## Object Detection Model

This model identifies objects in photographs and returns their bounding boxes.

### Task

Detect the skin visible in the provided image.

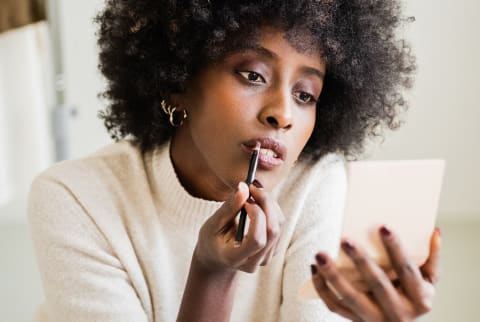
[171,27,325,201]
[311,227,441,322]
[169,27,440,322]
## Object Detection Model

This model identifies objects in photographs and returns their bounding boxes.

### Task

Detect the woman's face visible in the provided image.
[171,28,326,201]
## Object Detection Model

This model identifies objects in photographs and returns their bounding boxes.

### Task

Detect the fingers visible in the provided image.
[373,225,439,318]
[313,252,383,321]
[249,182,285,239]
[212,182,249,235]
[236,200,268,272]
[420,228,441,285]
[237,182,284,272]
[207,179,284,272]
[199,181,283,273]
[311,226,440,322]
[249,183,284,266]
[219,182,249,222]
[341,239,405,320]
[380,226,437,315]
[379,226,426,299]
[310,265,360,321]
[259,238,279,266]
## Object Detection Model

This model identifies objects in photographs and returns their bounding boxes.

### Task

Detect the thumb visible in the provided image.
[214,182,249,224]
[420,227,441,284]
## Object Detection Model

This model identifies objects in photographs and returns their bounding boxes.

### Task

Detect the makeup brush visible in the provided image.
[234,142,261,246]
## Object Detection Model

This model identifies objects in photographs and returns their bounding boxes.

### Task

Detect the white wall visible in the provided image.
[0,22,54,224]
[422,219,480,322]
[57,0,111,159]
[0,224,43,322]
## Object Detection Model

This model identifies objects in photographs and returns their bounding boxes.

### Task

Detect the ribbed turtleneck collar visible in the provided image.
[146,141,223,227]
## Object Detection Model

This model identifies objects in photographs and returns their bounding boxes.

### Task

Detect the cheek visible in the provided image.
[296,110,316,147]
[192,83,250,125]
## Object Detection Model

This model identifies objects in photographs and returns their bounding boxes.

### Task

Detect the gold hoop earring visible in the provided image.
[161,100,188,127]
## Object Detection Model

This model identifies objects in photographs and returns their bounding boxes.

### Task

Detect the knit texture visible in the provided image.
[29,140,349,322]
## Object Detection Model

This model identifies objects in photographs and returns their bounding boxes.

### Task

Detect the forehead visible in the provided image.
[231,26,325,68]
[190,24,326,85]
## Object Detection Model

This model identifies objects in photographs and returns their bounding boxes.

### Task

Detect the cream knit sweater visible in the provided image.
[29,140,349,322]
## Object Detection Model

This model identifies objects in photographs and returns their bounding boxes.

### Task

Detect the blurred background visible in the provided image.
[0,0,479,321]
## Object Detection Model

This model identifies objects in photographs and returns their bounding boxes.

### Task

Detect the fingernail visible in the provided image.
[310,264,317,275]
[435,227,442,237]
[341,240,356,255]
[236,182,247,192]
[247,196,256,204]
[315,253,328,266]
[380,226,392,238]
[392,279,401,288]
[252,179,263,188]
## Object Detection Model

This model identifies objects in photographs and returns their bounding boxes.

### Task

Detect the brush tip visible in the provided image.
[254,141,261,151]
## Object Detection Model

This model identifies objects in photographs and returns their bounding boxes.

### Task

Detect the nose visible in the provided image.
[258,90,293,131]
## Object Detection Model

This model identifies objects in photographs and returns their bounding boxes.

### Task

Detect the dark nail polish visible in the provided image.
[380,226,392,238]
[252,179,263,188]
[341,240,356,255]
[315,253,328,266]
[310,264,317,275]
[392,278,401,288]
[247,197,256,204]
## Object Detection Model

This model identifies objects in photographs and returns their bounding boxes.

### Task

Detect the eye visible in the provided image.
[293,91,317,104]
[237,71,266,84]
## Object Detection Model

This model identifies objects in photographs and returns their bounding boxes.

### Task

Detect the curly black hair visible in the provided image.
[95,0,415,161]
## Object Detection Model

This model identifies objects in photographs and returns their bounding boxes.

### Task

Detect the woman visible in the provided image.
[29,1,440,321]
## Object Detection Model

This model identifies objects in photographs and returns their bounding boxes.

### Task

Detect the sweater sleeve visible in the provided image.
[28,174,148,322]
[278,158,351,322]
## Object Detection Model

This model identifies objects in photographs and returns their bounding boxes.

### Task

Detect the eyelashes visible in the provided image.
[293,91,317,104]
[236,71,266,84]
[236,69,318,104]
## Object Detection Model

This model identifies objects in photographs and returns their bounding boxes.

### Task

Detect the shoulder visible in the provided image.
[32,140,145,190]
[28,140,153,221]
[305,152,346,181]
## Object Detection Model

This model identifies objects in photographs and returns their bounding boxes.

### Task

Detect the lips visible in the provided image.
[242,138,287,169]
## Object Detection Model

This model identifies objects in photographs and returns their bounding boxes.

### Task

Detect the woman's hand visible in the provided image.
[310,227,441,322]
[194,180,285,274]
[178,181,284,322]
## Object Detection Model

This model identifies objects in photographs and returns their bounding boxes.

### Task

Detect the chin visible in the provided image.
[254,172,282,192]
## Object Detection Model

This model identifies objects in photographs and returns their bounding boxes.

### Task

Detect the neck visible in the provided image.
[170,130,232,202]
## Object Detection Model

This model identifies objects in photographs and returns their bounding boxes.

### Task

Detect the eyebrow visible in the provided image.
[237,45,325,80]
[300,66,325,80]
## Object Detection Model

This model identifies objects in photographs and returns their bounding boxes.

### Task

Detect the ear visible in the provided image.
[170,93,189,111]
